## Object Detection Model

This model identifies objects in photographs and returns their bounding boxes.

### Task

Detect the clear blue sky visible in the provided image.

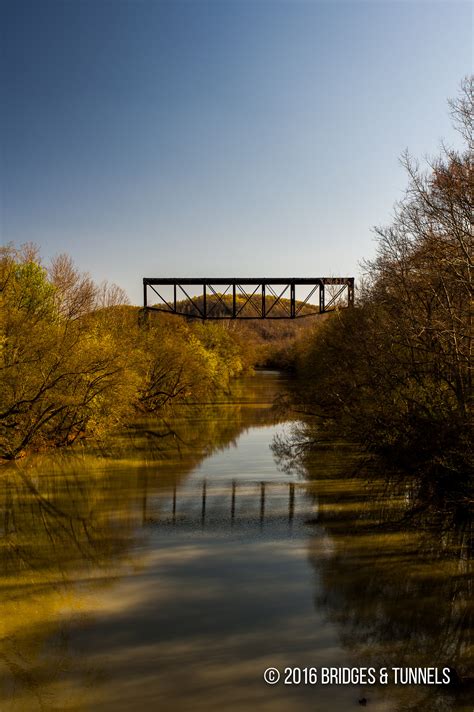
[1,0,471,304]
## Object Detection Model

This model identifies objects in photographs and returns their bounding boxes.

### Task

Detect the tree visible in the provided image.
[292,78,473,491]
[0,245,133,457]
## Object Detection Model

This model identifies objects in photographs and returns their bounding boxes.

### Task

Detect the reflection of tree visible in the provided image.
[0,455,140,711]
[301,449,473,712]
[0,372,287,709]
[114,372,287,485]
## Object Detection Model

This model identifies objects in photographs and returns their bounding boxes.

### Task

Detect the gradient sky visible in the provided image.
[1,0,471,304]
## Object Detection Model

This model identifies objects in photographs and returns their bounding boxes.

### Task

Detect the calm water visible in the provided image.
[0,371,471,711]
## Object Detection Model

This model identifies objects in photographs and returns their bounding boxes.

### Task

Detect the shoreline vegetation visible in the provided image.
[279,79,473,515]
[0,242,312,460]
[1,80,472,516]
[0,247,259,461]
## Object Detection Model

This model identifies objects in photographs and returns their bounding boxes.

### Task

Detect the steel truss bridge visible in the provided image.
[143,277,354,319]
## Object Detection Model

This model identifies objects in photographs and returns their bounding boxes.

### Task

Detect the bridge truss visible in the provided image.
[143,277,354,319]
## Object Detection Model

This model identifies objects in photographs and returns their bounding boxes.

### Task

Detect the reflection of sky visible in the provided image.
[62,529,394,712]
[194,423,298,481]
[150,422,311,526]
[71,419,397,711]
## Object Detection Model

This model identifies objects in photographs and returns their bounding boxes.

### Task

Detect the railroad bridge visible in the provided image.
[142,277,354,319]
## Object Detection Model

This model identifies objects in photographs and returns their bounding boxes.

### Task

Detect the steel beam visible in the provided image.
[319,282,325,313]
[142,277,354,319]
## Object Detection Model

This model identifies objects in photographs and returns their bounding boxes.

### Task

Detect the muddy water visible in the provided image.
[0,371,471,711]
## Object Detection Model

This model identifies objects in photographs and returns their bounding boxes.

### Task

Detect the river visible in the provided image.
[0,371,471,711]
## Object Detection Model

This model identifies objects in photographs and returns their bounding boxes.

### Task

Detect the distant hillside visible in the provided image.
[149,294,328,368]
[151,293,321,319]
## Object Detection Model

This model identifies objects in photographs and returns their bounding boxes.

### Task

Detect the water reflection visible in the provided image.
[141,479,306,529]
[0,371,471,711]
[299,447,473,712]
[1,371,316,711]
[0,454,141,712]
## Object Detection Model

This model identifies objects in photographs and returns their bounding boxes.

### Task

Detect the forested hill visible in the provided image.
[152,293,319,319]
[148,294,327,368]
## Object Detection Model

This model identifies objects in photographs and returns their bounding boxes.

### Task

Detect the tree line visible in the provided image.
[0,248,252,460]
